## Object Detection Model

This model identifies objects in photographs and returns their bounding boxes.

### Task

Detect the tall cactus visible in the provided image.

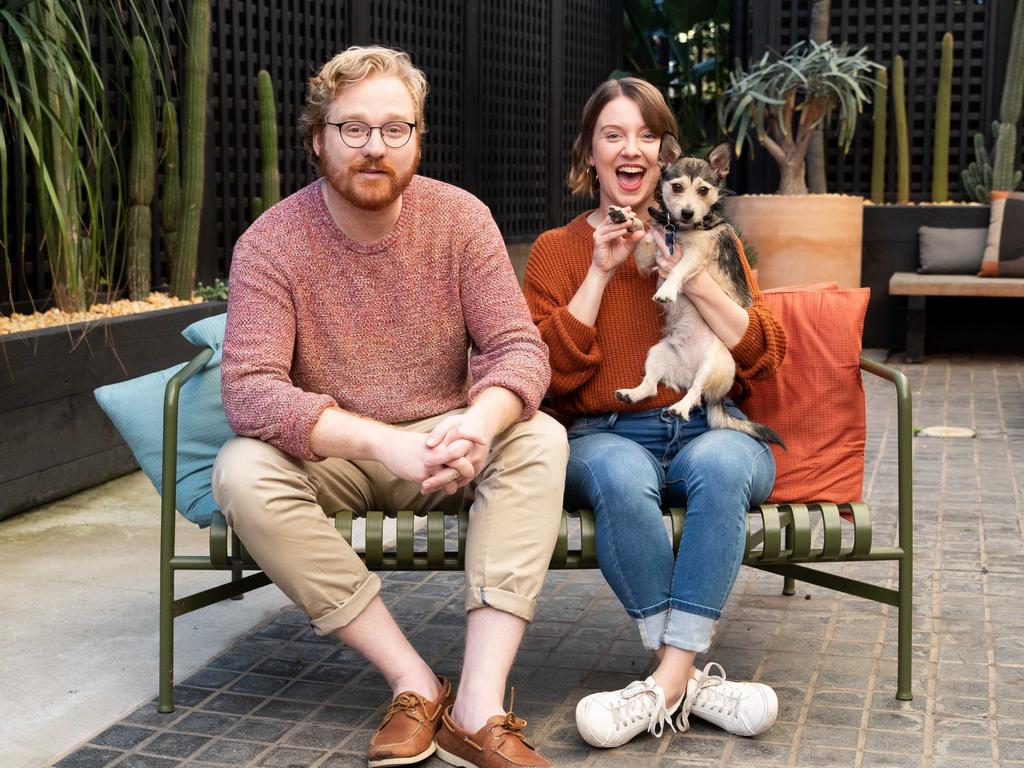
[962,123,997,202]
[892,55,910,204]
[991,0,1024,191]
[161,101,181,277]
[255,69,281,217]
[127,36,155,300]
[870,67,888,204]
[931,33,953,203]
[169,0,210,299]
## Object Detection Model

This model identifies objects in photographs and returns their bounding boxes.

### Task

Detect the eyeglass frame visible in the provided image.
[324,120,419,149]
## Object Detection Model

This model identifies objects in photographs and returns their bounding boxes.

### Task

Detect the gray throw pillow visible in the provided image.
[917,226,988,274]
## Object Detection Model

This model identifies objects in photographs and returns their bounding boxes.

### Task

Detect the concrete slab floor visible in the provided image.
[0,472,292,768]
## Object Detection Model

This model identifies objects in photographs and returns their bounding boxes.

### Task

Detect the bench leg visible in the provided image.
[230,563,244,600]
[896,552,913,700]
[905,296,925,363]
[782,526,796,595]
[158,557,175,713]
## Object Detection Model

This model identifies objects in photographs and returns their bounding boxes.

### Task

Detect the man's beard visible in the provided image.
[322,144,420,212]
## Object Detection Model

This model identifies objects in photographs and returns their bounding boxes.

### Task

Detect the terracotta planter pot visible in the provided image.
[725,195,865,289]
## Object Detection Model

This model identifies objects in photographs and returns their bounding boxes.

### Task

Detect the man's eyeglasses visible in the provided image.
[326,120,418,149]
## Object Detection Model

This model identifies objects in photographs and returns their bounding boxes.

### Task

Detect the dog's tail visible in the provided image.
[707,401,785,448]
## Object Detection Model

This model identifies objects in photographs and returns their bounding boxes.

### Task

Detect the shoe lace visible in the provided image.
[675,662,739,732]
[490,688,536,749]
[611,681,676,738]
[382,692,424,727]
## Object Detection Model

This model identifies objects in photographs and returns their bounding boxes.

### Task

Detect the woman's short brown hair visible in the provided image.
[567,77,678,197]
[299,46,429,173]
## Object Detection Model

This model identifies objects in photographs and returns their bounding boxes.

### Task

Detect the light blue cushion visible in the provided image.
[94,313,232,527]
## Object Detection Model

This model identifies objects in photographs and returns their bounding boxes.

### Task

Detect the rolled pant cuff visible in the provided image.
[465,586,537,622]
[309,573,382,636]
[663,608,718,653]
[636,609,670,651]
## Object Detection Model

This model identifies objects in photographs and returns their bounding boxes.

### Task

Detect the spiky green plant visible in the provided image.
[892,54,910,204]
[169,0,210,299]
[931,33,953,203]
[962,123,998,203]
[255,69,280,216]
[1,0,167,312]
[718,40,881,195]
[870,67,888,204]
[127,35,155,300]
[161,100,181,279]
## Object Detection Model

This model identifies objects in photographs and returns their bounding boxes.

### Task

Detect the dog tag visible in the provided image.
[664,222,675,254]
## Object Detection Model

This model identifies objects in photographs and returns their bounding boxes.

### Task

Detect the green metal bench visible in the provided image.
[159,351,913,713]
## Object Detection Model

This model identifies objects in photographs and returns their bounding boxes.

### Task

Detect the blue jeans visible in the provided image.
[565,404,776,653]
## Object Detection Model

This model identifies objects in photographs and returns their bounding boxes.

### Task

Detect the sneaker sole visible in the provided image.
[435,743,480,768]
[368,742,437,767]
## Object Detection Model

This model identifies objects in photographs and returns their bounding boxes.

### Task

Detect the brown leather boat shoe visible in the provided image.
[367,675,453,767]
[435,697,552,768]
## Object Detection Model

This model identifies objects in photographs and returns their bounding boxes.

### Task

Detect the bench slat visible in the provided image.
[889,271,1024,297]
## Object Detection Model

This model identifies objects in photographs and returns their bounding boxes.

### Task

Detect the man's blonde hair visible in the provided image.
[299,45,429,172]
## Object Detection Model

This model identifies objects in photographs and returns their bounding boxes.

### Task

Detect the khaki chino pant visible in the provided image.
[212,409,568,636]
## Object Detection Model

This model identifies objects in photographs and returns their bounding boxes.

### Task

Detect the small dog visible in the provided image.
[609,137,783,447]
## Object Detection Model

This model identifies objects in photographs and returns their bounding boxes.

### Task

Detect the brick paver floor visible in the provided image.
[52,354,1024,768]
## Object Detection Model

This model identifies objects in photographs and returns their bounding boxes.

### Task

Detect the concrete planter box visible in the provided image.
[861,204,990,349]
[0,302,226,521]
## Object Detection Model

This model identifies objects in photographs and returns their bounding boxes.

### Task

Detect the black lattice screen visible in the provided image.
[746,0,1019,200]
[3,0,621,313]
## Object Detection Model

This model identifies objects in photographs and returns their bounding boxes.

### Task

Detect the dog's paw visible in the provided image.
[607,206,627,224]
[614,389,634,404]
[653,286,677,303]
[665,405,692,421]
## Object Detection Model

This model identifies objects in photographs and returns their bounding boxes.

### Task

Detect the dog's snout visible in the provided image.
[680,209,694,220]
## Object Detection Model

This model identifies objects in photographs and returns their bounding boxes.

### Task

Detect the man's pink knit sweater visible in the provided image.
[221,176,551,461]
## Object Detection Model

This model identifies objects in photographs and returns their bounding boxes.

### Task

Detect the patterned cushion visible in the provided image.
[979,191,1024,277]
[94,314,231,527]
[743,284,870,504]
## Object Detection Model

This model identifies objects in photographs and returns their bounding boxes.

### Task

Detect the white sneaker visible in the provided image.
[575,676,683,748]
[675,662,778,736]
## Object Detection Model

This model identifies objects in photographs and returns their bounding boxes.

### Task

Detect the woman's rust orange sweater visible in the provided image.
[523,212,787,418]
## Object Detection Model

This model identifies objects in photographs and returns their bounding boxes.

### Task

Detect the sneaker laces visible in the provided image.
[611,680,677,738]
[675,662,734,732]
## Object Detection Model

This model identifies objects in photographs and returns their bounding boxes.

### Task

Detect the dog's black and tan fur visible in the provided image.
[609,136,783,447]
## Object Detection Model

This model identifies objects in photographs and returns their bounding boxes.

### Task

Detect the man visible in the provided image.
[213,46,567,768]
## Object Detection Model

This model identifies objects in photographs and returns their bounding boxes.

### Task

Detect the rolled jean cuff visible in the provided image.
[465,586,537,622]
[310,573,382,636]
[664,607,718,653]
[635,609,670,651]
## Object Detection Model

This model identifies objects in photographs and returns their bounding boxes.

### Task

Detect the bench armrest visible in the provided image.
[858,356,913,556]
[160,348,215,548]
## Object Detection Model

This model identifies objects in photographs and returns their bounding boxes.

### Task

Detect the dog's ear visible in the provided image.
[707,142,732,178]
[659,134,682,165]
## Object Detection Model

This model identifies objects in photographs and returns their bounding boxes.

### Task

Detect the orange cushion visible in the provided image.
[743,283,870,503]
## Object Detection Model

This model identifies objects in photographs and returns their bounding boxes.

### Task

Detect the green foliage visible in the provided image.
[718,40,880,195]
[160,101,181,277]
[621,0,730,154]
[169,0,211,299]
[870,67,888,204]
[0,0,166,312]
[195,277,228,301]
[930,33,953,203]
[127,35,155,299]
[254,69,280,218]
[892,55,909,204]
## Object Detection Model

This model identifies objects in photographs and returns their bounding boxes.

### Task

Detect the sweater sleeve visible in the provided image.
[220,235,337,461]
[729,244,787,380]
[461,215,551,420]
[522,232,605,397]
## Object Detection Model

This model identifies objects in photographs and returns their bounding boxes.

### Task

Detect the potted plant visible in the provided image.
[718,40,881,289]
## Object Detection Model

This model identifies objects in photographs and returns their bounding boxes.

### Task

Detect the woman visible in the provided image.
[523,78,786,748]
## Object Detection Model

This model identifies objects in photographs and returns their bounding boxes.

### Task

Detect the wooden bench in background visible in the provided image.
[889,272,1024,362]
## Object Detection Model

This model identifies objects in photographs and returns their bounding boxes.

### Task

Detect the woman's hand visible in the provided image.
[591,206,647,275]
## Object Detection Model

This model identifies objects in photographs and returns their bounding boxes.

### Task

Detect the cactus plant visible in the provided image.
[931,33,953,203]
[127,36,155,300]
[254,69,281,217]
[963,1,1024,201]
[169,0,210,299]
[870,67,888,204]
[892,54,909,204]
[161,101,181,277]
